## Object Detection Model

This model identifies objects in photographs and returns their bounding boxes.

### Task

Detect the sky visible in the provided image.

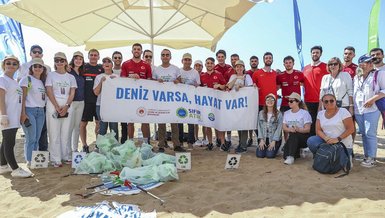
[8,0,385,70]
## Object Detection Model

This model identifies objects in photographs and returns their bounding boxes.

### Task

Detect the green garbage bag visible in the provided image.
[142,153,176,166]
[75,152,108,174]
[110,140,142,168]
[139,143,156,160]
[119,164,178,185]
[96,132,119,155]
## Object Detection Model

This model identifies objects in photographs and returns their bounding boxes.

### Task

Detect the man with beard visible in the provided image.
[142,49,154,67]
[121,43,152,143]
[342,46,358,79]
[112,51,123,76]
[246,56,259,77]
[252,52,277,111]
[303,46,328,136]
[370,48,385,71]
[225,53,239,148]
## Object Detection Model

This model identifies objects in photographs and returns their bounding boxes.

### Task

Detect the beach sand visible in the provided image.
[1,123,385,217]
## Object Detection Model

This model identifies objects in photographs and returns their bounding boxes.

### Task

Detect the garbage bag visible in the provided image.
[96,132,119,155]
[119,164,178,185]
[75,152,108,174]
[142,153,176,166]
[110,140,142,168]
[139,143,156,160]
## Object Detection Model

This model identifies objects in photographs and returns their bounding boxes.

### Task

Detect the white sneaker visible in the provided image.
[11,168,33,178]
[202,139,209,146]
[360,158,375,168]
[193,139,202,147]
[284,156,294,165]
[0,165,12,174]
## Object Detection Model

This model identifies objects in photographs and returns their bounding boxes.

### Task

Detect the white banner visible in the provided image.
[100,78,258,131]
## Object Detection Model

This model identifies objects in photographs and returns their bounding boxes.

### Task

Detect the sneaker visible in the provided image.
[174,146,186,152]
[193,140,202,147]
[247,138,253,147]
[225,140,232,147]
[202,139,209,146]
[284,156,295,165]
[158,147,165,153]
[82,145,90,153]
[64,160,72,165]
[216,139,221,147]
[52,162,63,168]
[360,158,375,168]
[235,146,247,154]
[11,168,33,178]
[206,143,214,151]
[220,143,230,152]
[26,161,31,168]
[0,165,12,174]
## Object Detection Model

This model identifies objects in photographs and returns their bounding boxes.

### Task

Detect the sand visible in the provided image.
[1,123,385,218]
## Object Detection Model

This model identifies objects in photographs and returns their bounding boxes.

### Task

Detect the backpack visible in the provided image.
[312,142,350,178]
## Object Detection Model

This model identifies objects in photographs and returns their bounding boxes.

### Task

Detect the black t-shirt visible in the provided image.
[83,63,104,103]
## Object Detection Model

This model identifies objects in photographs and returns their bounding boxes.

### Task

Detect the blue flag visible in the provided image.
[293,0,304,70]
[0,0,26,63]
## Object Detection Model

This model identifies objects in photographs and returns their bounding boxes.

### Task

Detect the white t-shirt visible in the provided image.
[317,108,353,148]
[319,72,353,107]
[180,68,201,85]
[18,60,52,81]
[0,75,22,130]
[112,68,121,76]
[45,71,77,100]
[227,74,253,87]
[93,73,115,106]
[19,76,46,107]
[283,109,312,128]
[152,64,180,82]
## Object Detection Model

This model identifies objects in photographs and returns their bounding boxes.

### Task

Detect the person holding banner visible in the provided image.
[226,60,253,153]
[0,55,33,177]
[94,57,119,140]
[193,60,208,147]
[45,52,77,167]
[121,43,152,143]
[178,53,201,149]
[152,49,185,153]
[20,58,47,166]
[200,57,227,151]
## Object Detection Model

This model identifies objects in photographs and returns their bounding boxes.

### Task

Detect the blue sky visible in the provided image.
[17,0,385,69]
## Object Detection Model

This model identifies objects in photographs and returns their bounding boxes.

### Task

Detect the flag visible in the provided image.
[0,0,26,63]
[368,0,381,51]
[293,0,304,70]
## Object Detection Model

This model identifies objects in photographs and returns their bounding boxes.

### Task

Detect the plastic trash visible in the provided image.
[142,153,176,166]
[96,132,120,155]
[119,164,178,185]
[139,143,156,160]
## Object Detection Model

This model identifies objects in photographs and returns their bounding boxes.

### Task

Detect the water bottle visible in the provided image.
[137,128,143,144]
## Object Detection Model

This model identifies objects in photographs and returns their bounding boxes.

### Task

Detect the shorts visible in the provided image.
[81,103,99,122]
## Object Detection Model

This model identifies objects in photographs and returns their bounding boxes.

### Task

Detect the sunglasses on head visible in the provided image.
[54,59,66,63]
[145,55,153,58]
[33,64,43,69]
[5,62,18,66]
[161,53,170,57]
[328,62,339,67]
[113,56,122,60]
[323,99,335,104]
[288,99,299,103]
[32,50,42,55]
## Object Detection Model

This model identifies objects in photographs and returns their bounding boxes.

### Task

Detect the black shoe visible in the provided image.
[220,143,230,152]
[235,146,247,154]
[164,140,170,148]
[206,143,214,151]
[247,138,253,147]
[225,140,232,147]
[216,139,221,147]
[174,146,186,152]
[82,145,90,153]
[158,147,165,153]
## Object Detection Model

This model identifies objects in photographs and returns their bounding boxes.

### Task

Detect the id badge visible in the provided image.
[356,91,364,111]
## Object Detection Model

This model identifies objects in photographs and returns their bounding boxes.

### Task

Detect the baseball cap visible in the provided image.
[286,92,301,101]
[31,58,44,66]
[73,51,84,58]
[235,60,245,66]
[54,52,67,60]
[358,54,373,64]
[182,53,192,60]
[30,45,43,53]
[102,57,113,63]
[194,60,203,66]
[3,55,20,63]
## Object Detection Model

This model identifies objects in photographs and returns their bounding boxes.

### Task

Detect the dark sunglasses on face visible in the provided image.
[32,50,42,54]
[266,98,275,102]
[161,54,170,57]
[323,99,335,104]
[328,62,339,67]
[5,62,18,66]
[113,56,122,59]
[33,64,43,68]
[145,55,153,58]
[288,99,299,103]
[54,59,66,63]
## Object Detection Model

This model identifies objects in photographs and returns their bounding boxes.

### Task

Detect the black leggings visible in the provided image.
[0,128,19,170]
[283,132,309,159]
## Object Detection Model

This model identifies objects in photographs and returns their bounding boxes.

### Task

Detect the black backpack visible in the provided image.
[312,142,351,178]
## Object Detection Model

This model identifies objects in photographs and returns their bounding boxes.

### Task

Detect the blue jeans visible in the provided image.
[307,135,353,156]
[22,107,45,162]
[355,110,380,158]
[96,106,119,141]
[256,138,281,158]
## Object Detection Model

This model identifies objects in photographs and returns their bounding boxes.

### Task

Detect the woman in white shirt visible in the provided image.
[0,55,32,177]
[20,58,47,166]
[282,92,312,165]
[307,94,354,163]
[46,52,77,167]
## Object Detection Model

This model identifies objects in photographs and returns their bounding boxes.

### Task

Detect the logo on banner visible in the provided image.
[208,113,215,121]
[176,107,188,118]
[136,107,147,117]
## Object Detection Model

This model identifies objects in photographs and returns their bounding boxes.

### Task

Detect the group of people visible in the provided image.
[0,43,384,178]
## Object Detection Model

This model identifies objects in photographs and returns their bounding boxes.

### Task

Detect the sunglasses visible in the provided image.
[5,62,18,66]
[33,64,43,68]
[266,98,275,102]
[54,59,66,63]
[328,63,339,67]
[145,55,153,58]
[323,99,335,104]
[161,53,170,57]
[32,50,42,54]
[113,56,122,59]
[288,99,299,103]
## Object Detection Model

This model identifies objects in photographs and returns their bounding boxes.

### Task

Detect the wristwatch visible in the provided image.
[337,137,342,142]
[65,103,71,108]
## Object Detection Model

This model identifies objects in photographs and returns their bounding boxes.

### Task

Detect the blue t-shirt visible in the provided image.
[69,69,85,101]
